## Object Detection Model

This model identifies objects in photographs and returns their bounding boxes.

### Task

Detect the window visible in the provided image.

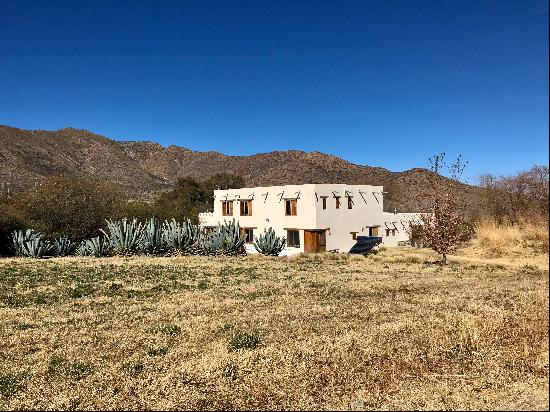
[287,230,300,247]
[285,199,297,216]
[240,200,252,216]
[204,226,214,234]
[347,197,353,209]
[368,226,379,236]
[319,231,326,246]
[240,228,254,243]
[392,229,396,236]
[351,232,358,240]
[221,201,233,216]
[335,196,341,209]
[385,229,390,237]
[321,197,327,210]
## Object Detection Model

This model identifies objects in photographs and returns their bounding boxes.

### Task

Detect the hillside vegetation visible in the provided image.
[0,248,548,410]
[0,125,484,213]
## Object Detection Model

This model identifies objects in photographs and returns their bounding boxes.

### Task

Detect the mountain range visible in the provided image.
[0,125,485,213]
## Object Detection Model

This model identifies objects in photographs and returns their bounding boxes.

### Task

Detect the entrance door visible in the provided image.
[304,230,327,253]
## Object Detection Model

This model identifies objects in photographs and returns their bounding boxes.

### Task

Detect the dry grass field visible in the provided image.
[0,247,548,410]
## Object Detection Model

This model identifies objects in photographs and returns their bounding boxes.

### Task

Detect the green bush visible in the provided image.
[11,176,124,241]
[253,227,286,256]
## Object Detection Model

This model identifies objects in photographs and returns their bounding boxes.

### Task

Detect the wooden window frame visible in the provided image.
[350,232,358,240]
[285,199,297,216]
[321,196,328,210]
[240,199,252,216]
[286,229,300,247]
[240,227,254,243]
[221,200,233,216]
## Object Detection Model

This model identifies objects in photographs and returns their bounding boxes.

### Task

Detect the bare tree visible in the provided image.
[409,153,472,264]
[478,165,549,225]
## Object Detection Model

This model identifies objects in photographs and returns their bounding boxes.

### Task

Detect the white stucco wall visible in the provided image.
[199,184,318,254]
[381,212,421,246]
[313,184,384,252]
[198,184,419,254]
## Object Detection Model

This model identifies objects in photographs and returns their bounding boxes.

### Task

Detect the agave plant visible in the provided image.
[162,219,199,254]
[199,219,245,256]
[53,236,76,257]
[101,218,144,255]
[139,217,166,255]
[22,236,54,258]
[10,229,39,256]
[10,229,54,258]
[253,228,286,256]
[77,236,112,257]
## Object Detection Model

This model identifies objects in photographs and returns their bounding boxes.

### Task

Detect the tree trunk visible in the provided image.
[442,253,447,265]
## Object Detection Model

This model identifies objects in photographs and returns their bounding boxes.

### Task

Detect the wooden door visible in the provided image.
[318,231,326,252]
[304,230,318,253]
[304,230,326,253]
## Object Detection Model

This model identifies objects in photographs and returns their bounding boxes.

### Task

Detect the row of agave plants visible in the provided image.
[10,218,286,258]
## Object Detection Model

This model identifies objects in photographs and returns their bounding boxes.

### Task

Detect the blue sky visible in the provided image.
[1,0,548,182]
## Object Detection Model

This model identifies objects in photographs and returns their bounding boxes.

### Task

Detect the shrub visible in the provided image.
[12,176,124,241]
[52,236,76,257]
[228,331,263,351]
[101,218,144,255]
[253,227,286,256]
[76,236,112,257]
[199,219,245,256]
[139,217,166,255]
[162,218,199,254]
[11,229,53,258]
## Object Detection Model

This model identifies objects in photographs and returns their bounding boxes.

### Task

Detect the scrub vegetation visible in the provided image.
[0,247,547,410]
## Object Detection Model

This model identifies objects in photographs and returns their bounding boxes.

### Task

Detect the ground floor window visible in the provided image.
[287,230,300,247]
[368,226,379,236]
[351,232,358,240]
[240,228,254,243]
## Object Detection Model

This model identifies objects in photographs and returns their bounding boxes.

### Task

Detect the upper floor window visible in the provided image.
[222,200,233,216]
[285,199,297,216]
[347,196,353,209]
[240,200,252,216]
[321,196,328,210]
[335,196,341,209]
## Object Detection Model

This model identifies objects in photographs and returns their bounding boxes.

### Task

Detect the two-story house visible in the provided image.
[198,183,420,254]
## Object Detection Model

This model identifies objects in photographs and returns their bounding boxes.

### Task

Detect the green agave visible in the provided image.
[101,218,144,256]
[253,227,286,256]
[162,218,199,254]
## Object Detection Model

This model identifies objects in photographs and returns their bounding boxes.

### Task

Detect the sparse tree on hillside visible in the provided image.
[478,165,549,225]
[409,153,472,264]
[13,176,124,241]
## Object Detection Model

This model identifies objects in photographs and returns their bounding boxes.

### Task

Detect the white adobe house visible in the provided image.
[198,184,420,255]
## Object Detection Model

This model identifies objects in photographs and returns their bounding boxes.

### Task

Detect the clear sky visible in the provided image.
[1,0,548,181]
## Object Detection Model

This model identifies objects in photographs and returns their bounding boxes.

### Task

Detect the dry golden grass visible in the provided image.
[467,220,548,258]
[0,248,548,410]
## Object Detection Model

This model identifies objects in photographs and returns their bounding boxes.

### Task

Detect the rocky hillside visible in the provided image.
[0,125,485,213]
